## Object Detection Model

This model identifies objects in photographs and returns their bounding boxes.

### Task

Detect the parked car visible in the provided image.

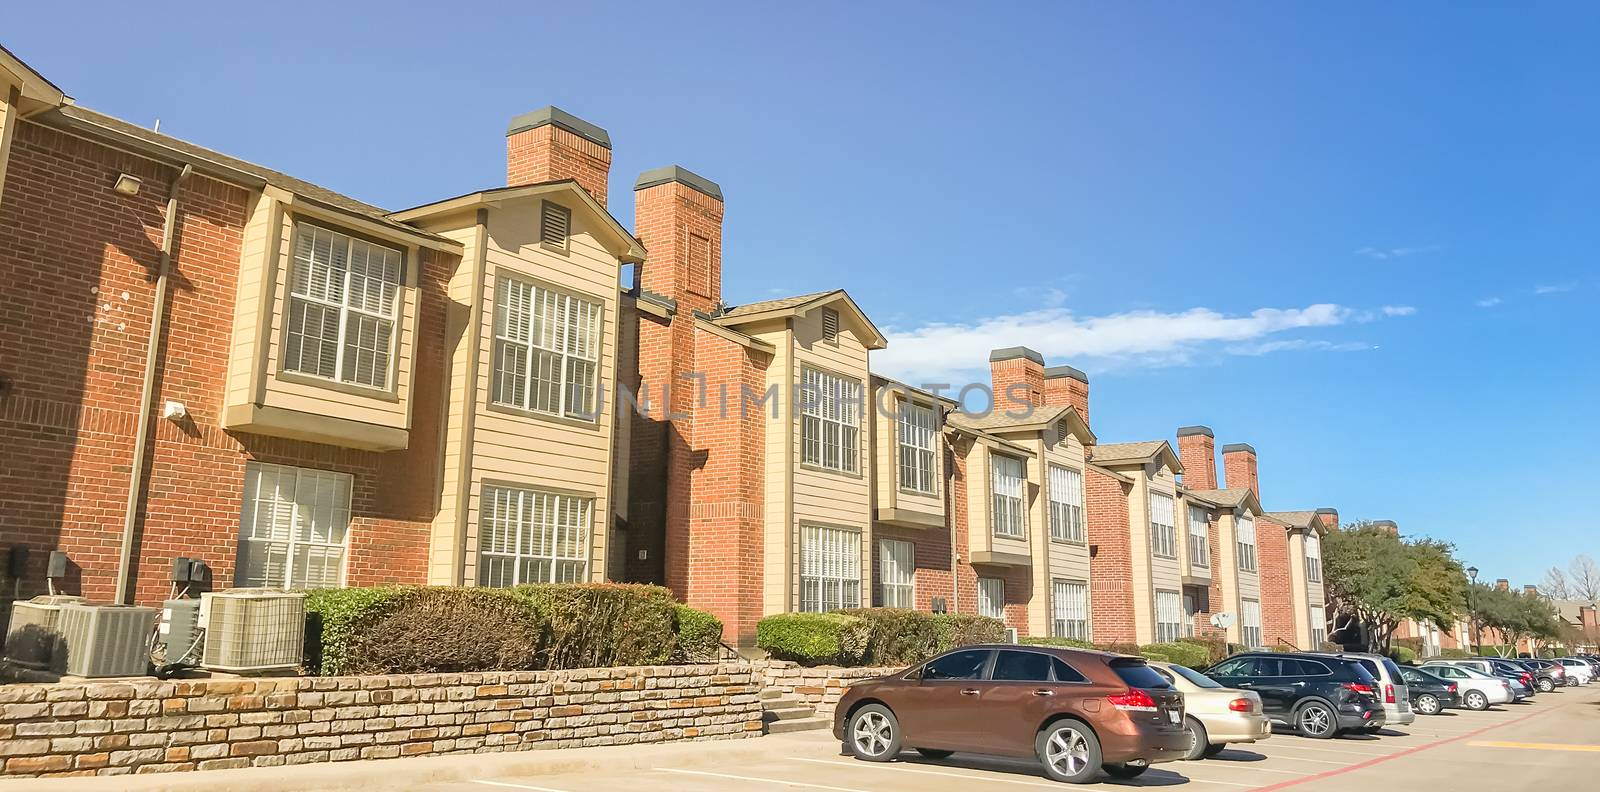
[833,645,1190,783]
[1396,666,1460,715]
[1147,662,1271,760]
[1426,658,1535,700]
[1418,662,1515,709]
[1513,659,1564,692]
[1318,653,1414,728]
[1554,658,1595,685]
[1203,652,1385,739]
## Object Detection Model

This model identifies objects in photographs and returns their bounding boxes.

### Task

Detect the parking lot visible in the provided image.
[422,685,1600,792]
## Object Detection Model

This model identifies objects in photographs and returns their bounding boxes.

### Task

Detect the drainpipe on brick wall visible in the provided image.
[114,163,193,605]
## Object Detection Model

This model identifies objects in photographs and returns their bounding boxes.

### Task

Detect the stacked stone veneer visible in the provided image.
[756,661,903,717]
[0,664,761,779]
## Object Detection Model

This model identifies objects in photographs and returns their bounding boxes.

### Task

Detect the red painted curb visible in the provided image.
[1248,701,1571,792]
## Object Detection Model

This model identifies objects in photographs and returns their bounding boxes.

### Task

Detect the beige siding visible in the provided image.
[1288,531,1311,647]
[1216,512,1241,644]
[1038,427,1090,637]
[428,220,482,584]
[1179,495,1211,581]
[870,385,945,520]
[223,192,275,410]
[1146,465,1182,644]
[756,323,793,616]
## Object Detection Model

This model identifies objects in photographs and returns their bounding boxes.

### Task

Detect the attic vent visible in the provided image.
[821,307,840,343]
[540,200,571,250]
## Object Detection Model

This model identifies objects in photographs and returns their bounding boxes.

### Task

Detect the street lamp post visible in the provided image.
[1467,566,1480,651]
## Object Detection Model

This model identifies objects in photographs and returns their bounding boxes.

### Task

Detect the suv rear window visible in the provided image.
[1109,659,1172,689]
[1381,658,1404,681]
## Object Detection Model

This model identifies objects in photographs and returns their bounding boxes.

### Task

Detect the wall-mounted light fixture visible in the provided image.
[162,400,187,421]
[113,174,143,196]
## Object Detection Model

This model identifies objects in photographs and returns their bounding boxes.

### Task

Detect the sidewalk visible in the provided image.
[21,732,838,792]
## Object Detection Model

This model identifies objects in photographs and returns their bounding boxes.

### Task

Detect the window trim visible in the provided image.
[977,577,1006,620]
[1187,505,1210,568]
[799,523,863,613]
[1236,514,1259,573]
[1149,491,1177,559]
[487,270,606,425]
[1305,532,1323,583]
[237,462,353,590]
[876,538,915,609]
[895,399,939,496]
[1155,589,1183,644]
[799,366,863,477]
[1241,597,1263,648]
[990,453,1027,539]
[276,221,407,397]
[1047,465,1086,544]
[476,481,594,586]
[1051,578,1091,641]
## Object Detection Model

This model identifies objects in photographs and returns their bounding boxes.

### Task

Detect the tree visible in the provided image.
[1570,555,1600,601]
[1323,523,1468,652]
[1473,586,1563,657]
[1540,567,1572,599]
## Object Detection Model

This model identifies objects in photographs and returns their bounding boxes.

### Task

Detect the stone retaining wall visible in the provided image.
[0,664,761,779]
[755,661,903,717]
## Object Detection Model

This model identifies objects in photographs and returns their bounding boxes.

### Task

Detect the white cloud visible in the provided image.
[1381,305,1416,317]
[875,302,1390,383]
[1534,282,1577,295]
[1356,245,1440,261]
[1226,339,1373,356]
[1476,297,1503,308]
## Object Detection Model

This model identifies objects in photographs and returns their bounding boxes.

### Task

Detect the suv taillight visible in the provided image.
[1107,689,1158,712]
[1447,683,1458,693]
[1228,698,1253,713]
[1384,683,1396,704]
[1343,682,1375,696]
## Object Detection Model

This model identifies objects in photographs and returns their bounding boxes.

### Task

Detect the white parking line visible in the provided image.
[1248,754,1348,765]
[471,781,572,792]
[1200,764,1309,776]
[791,758,1059,788]
[655,767,874,792]
[1258,744,1397,757]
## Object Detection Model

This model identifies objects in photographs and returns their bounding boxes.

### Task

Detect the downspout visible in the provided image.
[114,163,193,605]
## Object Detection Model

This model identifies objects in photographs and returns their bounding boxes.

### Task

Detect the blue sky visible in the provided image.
[8,2,1597,587]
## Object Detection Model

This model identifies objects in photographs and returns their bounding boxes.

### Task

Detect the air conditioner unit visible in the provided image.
[52,603,157,678]
[200,589,305,674]
[155,598,203,667]
[4,595,87,669]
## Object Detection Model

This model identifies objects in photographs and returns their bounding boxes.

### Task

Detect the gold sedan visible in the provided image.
[1148,661,1272,760]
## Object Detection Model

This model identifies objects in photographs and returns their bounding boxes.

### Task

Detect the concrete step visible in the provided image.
[766,715,831,734]
[762,705,817,722]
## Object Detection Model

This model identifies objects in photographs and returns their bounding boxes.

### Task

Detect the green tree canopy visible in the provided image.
[1323,523,1468,650]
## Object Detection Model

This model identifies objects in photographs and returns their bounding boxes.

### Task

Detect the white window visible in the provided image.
[991,454,1027,538]
[1236,515,1258,572]
[284,224,402,390]
[877,538,915,608]
[1182,592,1199,638]
[1305,532,1323,583]
[1048,466,1085,543]
[801,525,861,612]
[1155,590,1183,643]
[800,368,862,474]
[1149,492,1177,559]
[1188,505,1210,568]
[1241,598,1262,648]
[978,578,1006,620]
[478,485,591,586]
[1052,579,1090,640]
[1310,606,1327,647]
[492,277,602,420]
[896,401,937,494]
[238,462,351,589]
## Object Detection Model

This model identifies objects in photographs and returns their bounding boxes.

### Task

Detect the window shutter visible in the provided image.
[540,201,571,248]
[821,307,840,343]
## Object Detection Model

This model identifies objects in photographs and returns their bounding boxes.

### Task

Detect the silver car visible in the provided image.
[1330,653,1414,728]
[1421,662,1516,709]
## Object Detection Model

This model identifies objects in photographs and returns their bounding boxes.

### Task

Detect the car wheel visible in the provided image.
[1538,678,1554,693]
[1463,690,1489,711]
[914,748,954,760]
[1202,743,1227,759]
[845,704,902,762]
[1415,694,1441,715]
[1294,701,1337,739]
[1180,717,1210,761]
[1102,763,1149,779]
[1036,720,1102,784]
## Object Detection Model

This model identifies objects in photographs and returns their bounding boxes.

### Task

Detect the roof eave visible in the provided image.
[389,181,646,263]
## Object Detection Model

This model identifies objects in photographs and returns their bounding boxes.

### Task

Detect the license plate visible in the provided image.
[1167,709,1180,724]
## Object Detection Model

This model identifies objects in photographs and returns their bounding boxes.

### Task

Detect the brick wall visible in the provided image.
[755,661,901,717]
[505,124,611,206]
[1258,521,1296,647]
[0,664,760,779]
[0,120,444,604]
[1086,468,1136,643]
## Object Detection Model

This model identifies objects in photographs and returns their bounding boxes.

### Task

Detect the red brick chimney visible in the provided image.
[634,166,724,316]
[989,347,1045,412]
[506,107,613,206]
[1525,585,1540,596]
[1315,508,1339,532]
[1177,426,1217,489]
[1373,520,1398,536]
[1222,443,1259,498]
[1043,365,1090,424]
[1495,578,1510,592]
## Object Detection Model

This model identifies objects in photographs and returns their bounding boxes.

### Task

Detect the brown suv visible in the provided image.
[831,645,1189,783]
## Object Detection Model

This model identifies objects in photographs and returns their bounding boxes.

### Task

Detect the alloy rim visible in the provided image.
[1467,691,1486,709]
[1300,705,1331,735]
[1046,726,1090,776]
[1418,695,1438,714]
[852,712,893,757]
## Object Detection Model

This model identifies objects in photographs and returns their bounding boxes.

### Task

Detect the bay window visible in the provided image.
[991,454,1026,538]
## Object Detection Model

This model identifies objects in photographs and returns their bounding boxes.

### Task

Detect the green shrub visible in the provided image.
[756,613,869,666]
[510,583,677,669]
[303,585,413,675]
[1178,635,1228,665]
[1141,642,1211,668]
[1437,647,1474,659]
[1476,645,1514,657]
[333,587,543,675]
[837,608,942,666]
[1096,641,1140,656]
[1021,636,1099,650]
[930,613,1007,652]
[672,604,724,662]
[1388,646,1418,665]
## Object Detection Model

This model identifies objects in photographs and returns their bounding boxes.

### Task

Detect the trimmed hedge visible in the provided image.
[1140,642,1211,668]
[1436,647,1475,659]
[755,609,1007,667]
[1179,635,1228,665]
[1388,646,1418,665]
[1021,637,1099,650]
[303,583,718,676]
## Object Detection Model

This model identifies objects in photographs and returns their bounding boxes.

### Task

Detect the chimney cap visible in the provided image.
[1177,425,1214,438]
[989,346,1044,364]
[1373,519,1398,529]
[634,165,723,200]
[1043,364,1088,383]
[507,106,611,148]
[1221,442,1256,455]
[1314,507,1338,516]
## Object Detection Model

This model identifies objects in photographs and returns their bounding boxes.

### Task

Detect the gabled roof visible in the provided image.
[1089,440,1183,474]
[943,420,1035,457]
[1266,510,1331,535]
[945,404,1095,446]
[1,42,67,112]
[1188,487,1263,515]
[38,105,450,245]
[713,289,887,349]
[871,374,959,407]
[390,181,645,262]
